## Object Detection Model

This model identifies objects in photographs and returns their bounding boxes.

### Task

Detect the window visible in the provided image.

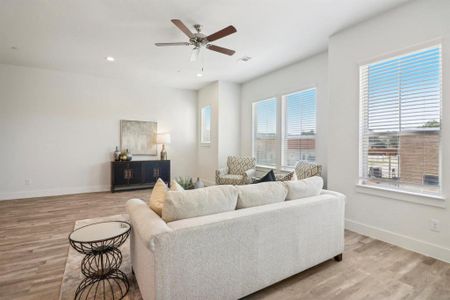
[359,46,442,195]
[282,88,316,167]
[200,105,211,144]
[253,98,277,166]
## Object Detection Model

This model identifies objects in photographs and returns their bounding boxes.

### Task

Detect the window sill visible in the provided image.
[355,183,446,208]
[256,165,276,170]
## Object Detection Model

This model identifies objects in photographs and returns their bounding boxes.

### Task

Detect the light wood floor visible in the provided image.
[0,191,449,300]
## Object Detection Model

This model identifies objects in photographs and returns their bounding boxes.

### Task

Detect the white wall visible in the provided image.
[197,81,241,183]
[328,0,450,262]
[0,64,198,200]
[240,52,329,180]
[218,81,241,168]
[197,82,219,183]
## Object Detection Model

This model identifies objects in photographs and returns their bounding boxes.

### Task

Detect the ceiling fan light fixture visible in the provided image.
[190,47,200,62]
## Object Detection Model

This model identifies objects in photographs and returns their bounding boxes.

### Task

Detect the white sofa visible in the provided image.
[127,188,345,300]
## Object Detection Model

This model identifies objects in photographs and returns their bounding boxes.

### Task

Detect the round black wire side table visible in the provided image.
[69,221,131,300]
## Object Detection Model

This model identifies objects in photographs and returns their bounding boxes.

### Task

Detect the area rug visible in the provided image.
[59,214,143,300]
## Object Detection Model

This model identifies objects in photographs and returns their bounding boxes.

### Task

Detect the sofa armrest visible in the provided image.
[126,198,173,251]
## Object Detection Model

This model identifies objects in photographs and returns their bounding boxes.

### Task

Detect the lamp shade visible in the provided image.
[156,133,171,144]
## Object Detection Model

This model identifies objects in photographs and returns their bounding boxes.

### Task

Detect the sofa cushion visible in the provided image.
[162,185,238,222]
[236,181,287,209]
[284,176,323,200]
[149,179,184,216]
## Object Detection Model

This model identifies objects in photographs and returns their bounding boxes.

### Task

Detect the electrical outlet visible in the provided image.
[430,219,440,232]
[25,179,31,186]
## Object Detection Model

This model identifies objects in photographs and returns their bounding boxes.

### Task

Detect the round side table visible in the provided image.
[69,221,131,300]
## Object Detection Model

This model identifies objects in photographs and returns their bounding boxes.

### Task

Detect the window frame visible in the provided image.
[252,97,280,168]
[281,87,317,169]
[251,86,317,170]
[358,43,443,199]
[200,105,212,145]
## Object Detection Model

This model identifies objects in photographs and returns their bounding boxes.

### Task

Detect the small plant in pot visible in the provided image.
[176,177,195,190]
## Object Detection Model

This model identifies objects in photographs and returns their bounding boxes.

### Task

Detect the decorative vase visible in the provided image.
[126,149,132,161]
[194,177,204,189]
[119,151,127,161]
[160,144,167,160]
[113,146,121,161]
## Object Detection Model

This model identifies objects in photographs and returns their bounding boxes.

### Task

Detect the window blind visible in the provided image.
[282,88,317,167]
[359,46,441,194]
[253,98,277,166]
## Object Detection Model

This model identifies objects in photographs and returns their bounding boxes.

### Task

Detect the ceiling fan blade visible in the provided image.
[171,19,194,38]
[206,44,236,56]
[206,25,237,42]
[155,42,190,46]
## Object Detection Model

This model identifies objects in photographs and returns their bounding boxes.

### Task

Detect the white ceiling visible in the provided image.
[0,0,409,90]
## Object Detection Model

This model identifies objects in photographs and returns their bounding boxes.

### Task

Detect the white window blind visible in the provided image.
[253,98,277,166]
[200,105,211,143]
[282,88,317,167]
[359,46,441,195]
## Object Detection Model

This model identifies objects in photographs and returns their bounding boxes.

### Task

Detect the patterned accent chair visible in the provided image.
[216,156,257,185]
[294,160,322,180]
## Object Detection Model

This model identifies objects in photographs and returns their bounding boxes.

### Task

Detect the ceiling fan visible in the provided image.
[155,19,237,61]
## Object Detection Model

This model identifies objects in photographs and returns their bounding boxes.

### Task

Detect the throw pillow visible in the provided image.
[284,176,323,200]
[149,179,185,216]
[236,181,287,209]
[149,178,167,216]
[162,185,238,222]
[255,170,276,183]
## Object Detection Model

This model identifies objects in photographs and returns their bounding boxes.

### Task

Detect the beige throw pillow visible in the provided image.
[149,179,185,216]
[236,181,287,209]
[284,176,323,200]
[162,185,238,222]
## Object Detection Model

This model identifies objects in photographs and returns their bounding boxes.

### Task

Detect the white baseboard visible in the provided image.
[0,185,110,201]
[345,218,450,263]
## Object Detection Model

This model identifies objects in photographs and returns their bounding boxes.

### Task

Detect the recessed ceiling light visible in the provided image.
[106,56,115,62]
[196,73,203,77]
